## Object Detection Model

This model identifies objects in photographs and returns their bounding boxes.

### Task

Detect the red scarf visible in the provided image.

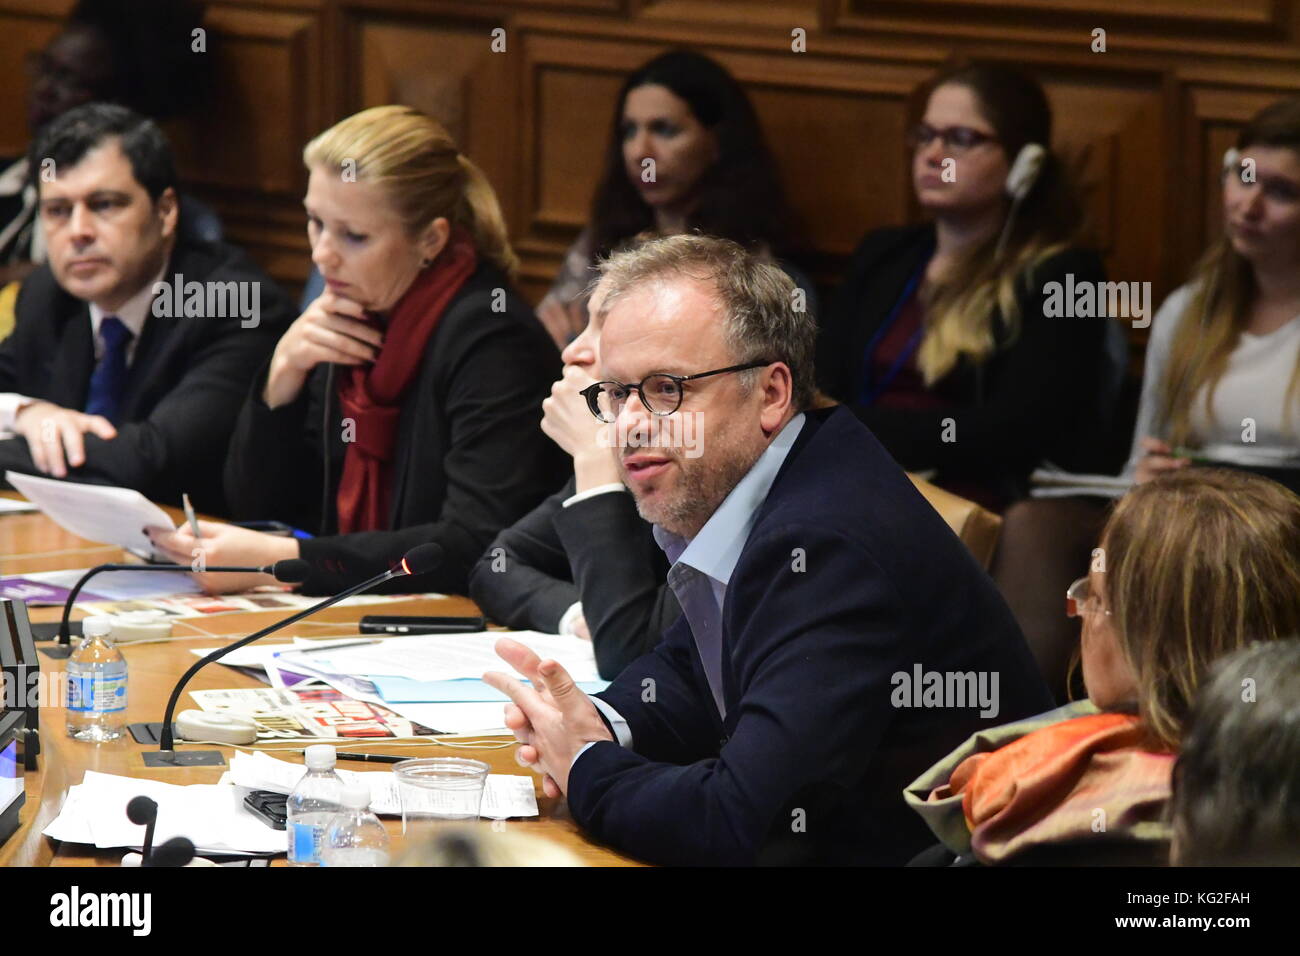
[335,229,478,533]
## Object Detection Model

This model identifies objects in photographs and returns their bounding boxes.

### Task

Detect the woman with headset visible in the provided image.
[818,63,1109,511]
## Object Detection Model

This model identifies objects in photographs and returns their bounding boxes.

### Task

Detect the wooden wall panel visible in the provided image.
[0,3,69,160]
[0,0,1297,323]
[349,13,523,242]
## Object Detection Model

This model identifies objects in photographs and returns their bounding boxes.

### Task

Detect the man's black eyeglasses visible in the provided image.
[580,361,771,423]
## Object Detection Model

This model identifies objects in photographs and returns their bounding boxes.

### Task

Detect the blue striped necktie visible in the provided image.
[84,316,133,423]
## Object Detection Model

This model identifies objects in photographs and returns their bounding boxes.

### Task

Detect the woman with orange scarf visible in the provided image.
[906,469,1300,865]
[147,107,567,595]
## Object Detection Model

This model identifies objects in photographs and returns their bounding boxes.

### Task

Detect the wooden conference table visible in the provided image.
[0,496,642,867]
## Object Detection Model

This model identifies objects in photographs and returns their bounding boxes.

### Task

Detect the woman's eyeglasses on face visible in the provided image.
[907,123,998,153]
[1066,575,1111,620]
[580,361,771,424]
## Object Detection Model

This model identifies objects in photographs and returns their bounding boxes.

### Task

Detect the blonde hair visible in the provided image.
[1159,238,1300,446]
[1157,97,1300,446]
[395,827,586,867]
[918,237,1070,384]
[303,105,518,276]
[1101,469,1300,750]
[912,64,1085,384]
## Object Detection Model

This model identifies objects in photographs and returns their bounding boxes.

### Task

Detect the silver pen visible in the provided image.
[182,492,203,541]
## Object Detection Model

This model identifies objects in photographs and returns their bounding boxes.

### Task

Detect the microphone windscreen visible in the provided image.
[271,559,311,583]
[126,795,158,825]
[149,836,196,868]
[399,543,443,577]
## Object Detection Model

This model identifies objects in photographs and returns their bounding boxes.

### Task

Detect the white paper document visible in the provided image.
[6,471,174,554]
[228,750,538,819]
[274,630,603,684]
[0,497,37,514]
[1030,465,1131,499]
[43,770,284,854]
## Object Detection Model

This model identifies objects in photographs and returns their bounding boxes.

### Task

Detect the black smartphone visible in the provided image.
[358,614,487,635]
[243,790,288,830]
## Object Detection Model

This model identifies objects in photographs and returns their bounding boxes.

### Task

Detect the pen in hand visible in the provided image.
[182,492,203,541]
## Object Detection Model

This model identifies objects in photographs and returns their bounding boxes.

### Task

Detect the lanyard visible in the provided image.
[858,262,928,407]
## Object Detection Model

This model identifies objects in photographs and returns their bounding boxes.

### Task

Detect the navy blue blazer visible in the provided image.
[567,406,1053,865]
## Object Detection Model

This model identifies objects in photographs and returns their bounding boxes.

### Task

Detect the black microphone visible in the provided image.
[126,795,158,865]
[41,559,310,658]
[141,544,442,767]
[145,836,196,868]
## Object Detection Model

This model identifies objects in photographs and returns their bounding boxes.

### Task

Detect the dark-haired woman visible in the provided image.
[536,49,809,346]
[819,63,1112,511]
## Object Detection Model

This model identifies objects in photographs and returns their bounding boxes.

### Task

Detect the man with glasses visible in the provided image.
[485,234,1052,865]
[469,284,680,680]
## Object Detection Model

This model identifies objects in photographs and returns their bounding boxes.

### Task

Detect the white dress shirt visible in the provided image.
[0,263,164,434]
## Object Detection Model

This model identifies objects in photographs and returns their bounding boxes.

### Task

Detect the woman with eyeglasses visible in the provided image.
[905,468,1300,866]
[818,62,1110,511]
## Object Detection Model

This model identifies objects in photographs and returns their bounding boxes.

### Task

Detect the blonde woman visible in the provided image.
[993,96,1300,704]
[907,469,1300,866]
[148,105,568,594]
[818,63,1109,511]
[1129,96,1300,490]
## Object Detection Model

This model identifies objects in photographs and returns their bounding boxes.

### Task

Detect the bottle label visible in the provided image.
[289,822,324,864]
[67,674,127,713]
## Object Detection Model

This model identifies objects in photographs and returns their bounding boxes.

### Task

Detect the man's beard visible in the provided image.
[625,443,759,539]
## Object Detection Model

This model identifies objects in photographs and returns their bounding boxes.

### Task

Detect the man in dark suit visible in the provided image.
[0,102,290,513]
[485,234,1053,866]
[469,286,679,680]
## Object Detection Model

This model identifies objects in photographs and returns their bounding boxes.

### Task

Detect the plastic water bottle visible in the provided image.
[286,744,343,866]
[321,781,390,867]
[66,616,127,742]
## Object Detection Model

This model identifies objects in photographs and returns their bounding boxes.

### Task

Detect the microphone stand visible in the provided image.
[139,555,424,768]
[41,562,291,659]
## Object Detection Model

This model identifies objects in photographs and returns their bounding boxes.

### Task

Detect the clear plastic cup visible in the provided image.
[393,758,490,834]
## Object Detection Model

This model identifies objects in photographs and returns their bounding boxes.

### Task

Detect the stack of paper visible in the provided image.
[43,770,284,854]
[228,751,537,819]
[201,630,609,735]
[285,631,607,734]
[1030,465,1131,499]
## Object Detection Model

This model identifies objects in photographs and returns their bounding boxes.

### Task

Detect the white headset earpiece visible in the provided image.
[996,142,1048,258]
[1005,143,1048,200]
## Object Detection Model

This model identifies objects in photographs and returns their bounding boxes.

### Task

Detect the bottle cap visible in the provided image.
[304,744,336,769]
[340,782,371,809]
[82,616,113,638]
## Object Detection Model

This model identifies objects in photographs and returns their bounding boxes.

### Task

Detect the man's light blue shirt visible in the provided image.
[583,413,805,759]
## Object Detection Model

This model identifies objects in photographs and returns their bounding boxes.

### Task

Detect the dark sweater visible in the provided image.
[223,263,569,596]
[818,223,1108,504]
[0,238,293,514]
[468,476,680,679]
